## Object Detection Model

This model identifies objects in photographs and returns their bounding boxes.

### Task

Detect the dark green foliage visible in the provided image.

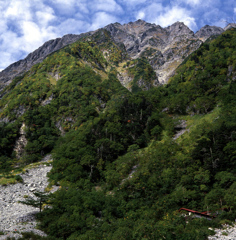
[166,28,236,114]
[19,191,50,213]
[0,121,20,172]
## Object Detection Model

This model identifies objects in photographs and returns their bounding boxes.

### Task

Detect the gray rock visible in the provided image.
[0,159,58,239]
[195,25,224,42]
[105,20,203,83]
[208,224,236,240]
[224,23,236,31]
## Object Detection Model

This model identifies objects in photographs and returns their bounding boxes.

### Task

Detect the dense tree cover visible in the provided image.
[0,37,130,166]
[0,121,20,172]
[166,28,236,114]
[0,28,236,239]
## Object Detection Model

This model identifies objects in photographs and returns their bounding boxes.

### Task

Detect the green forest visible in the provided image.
[0,28,236,239]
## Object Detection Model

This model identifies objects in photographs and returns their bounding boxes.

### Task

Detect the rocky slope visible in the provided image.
[208,224,236,240]
[105,20,225,83]
[195,25,224,41]
[0,155,58,239]
[0,20,227,91]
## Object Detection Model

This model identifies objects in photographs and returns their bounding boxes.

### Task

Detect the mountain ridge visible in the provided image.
[0,20,227,91]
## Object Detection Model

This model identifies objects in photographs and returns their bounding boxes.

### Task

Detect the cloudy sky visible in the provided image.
[0,0,235,71]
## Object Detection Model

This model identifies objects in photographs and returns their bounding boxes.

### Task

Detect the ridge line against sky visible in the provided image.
[0,0,235,71]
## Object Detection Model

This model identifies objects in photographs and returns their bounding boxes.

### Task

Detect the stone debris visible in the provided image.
[0,155,58,239]
[208,224,236,240]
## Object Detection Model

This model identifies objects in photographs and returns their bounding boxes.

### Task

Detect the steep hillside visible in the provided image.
[0,23,235,240]
[0,33,93,92]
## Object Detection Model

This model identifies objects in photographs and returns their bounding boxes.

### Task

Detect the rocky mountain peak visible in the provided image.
[117,19,155,37]
[224,23,236,31]
[195,25,224,41]
[166,21,194,36]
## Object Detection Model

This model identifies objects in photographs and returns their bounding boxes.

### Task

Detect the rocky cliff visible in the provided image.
[105,20,225,83]
[195,25,224,41]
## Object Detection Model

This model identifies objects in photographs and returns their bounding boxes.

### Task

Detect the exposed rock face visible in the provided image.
[105,20,203,83]
[224,23,236,30]
[195,25,224,42]
[117,71,133,90]
[0,20,229,89]
[14,122,27,159]
[0,155,58,239]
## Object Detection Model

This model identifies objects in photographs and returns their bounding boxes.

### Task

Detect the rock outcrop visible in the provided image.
[105,20,225,83]
[195,25,224,42]
[14,122,27,159]
[224,23,236,31]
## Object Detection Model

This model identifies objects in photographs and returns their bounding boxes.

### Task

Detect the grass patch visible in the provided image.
[47,74,57,85]
[175,106,221,145]
[0,174,23,185]
[0,176,17,185]
[0,159,52,185]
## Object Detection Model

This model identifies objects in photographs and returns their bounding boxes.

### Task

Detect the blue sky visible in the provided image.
[0,0,235,71]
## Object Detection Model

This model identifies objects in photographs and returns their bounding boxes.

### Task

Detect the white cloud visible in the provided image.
[89,12,119,30]
[137,11,145,19]
[234,8,236,13]
[135,3,163,23]
[154,6,197,30]
[56,19,90,35]
[175,0,202,6]
[20,21,54,52]
[174,0,218,8]
[47,0,78,15]
[4,0,32,21]
[36,11,55,27]
[186,0,201,5]
[89,0,123,13]
[49,0,77,8]
[0,0,59,70]
[48,0,89,15]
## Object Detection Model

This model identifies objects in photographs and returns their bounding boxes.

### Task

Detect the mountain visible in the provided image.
[0,20,235,239]
[195,25,224,41]
[0,32,93,92]
[0,20,225,92]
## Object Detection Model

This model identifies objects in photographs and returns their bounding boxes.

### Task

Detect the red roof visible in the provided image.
[178,208,215,218]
